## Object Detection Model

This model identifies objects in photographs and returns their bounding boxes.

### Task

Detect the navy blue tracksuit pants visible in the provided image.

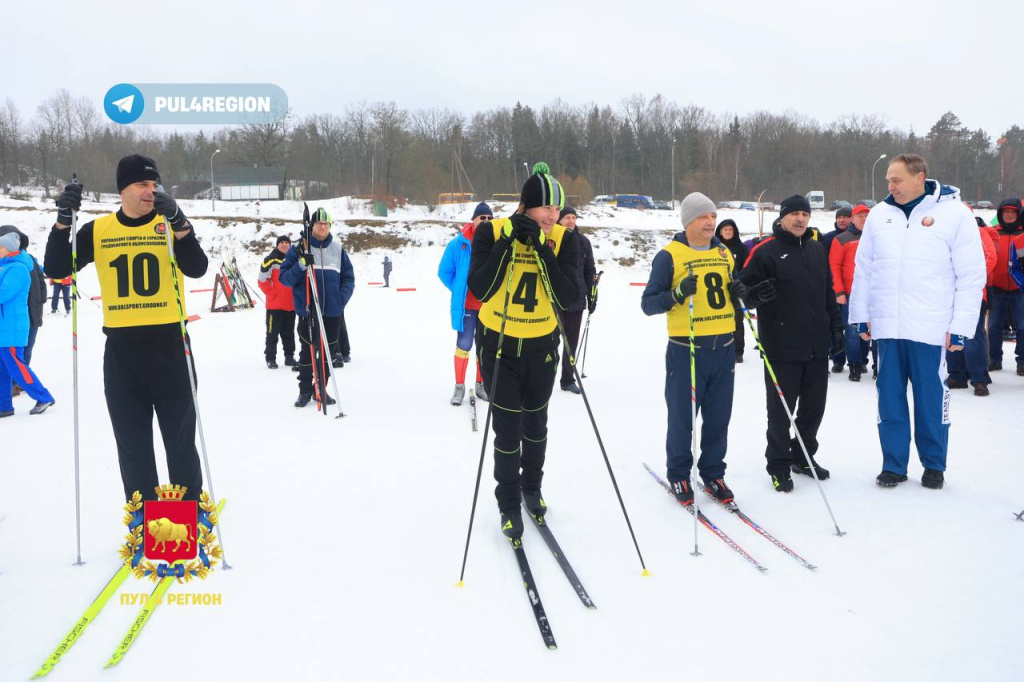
[876,339,950,475]
[665,333,735,483]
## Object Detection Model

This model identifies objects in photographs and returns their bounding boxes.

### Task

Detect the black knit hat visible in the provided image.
[116,154,161,192]
[780,194,812,219]
[559,205,577,222]
[519,162,565,210]
[835,206,853,218]
[276,235,291,245]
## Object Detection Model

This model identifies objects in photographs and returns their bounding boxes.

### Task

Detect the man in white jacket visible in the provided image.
[849,154,985,490]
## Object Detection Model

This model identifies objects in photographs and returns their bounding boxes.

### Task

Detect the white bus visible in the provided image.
[805,190,825,210]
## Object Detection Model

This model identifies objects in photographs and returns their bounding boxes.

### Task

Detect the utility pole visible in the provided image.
[209,149,220,211]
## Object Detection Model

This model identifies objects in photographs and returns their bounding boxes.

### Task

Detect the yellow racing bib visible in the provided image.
[93,213,185,328]
[664,241,736,337]
[479,218,566,339]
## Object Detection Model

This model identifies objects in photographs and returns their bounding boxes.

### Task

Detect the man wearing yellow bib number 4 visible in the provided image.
[468,162,580,538]
[44,154,209,503]
[642,193,774,507]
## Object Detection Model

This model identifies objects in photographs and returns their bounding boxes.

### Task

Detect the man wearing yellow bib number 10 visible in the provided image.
[44,154,209,503]
[468,162,580,538]
[642,193,774,507]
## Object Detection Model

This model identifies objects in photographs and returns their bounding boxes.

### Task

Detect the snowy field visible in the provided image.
[0,194,1020,682]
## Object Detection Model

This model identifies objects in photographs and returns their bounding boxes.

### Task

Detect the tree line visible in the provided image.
[2,90,1023,206]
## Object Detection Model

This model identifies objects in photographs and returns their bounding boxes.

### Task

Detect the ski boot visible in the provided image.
[771,470,794,493]
[267,358,278,369]
[921,469,944,490]
[792,457,830,480]
[500,507,524,539]
[450,384,466,406]
[29,400,55,415]
[522,489,547,518]
[702,477,734,504]
[670,479,694,506]
[474,381,489,402]
[295,392,312,408]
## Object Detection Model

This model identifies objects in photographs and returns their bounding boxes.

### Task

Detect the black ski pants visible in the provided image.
[763,359,828,475]
[104,334,203,503]
[558,310,583,387]
[265,309,296,361]
[298,315,342,395]
[335,310,351,358]
[478,345,558,512]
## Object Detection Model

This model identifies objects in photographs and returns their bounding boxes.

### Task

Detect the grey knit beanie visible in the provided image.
[680,192,717,228]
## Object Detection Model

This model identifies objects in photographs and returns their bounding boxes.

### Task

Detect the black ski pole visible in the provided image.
[579,270,602,378]
[533,251,649,575]
[458,239,517,586]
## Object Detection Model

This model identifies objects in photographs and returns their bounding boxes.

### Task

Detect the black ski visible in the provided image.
[469,389,477,432]
[700,489,817,570]
[525,507,595,609]
[510,537,557,650]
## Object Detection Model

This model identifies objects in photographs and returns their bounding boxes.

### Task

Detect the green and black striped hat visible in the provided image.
[310,207,332,225]
[520,162,565,210]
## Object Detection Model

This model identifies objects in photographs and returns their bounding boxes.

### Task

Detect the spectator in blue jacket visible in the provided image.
[0,232,56,417]
[438,202,492,405]
[279,208,355,408]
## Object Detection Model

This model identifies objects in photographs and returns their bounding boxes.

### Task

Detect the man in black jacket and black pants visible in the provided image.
[556,205,596,394]
[740,195,844,493]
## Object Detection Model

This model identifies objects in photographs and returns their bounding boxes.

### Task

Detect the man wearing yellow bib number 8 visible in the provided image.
[44,155,209,503]
[468,162,580,538]
[642,193,774,507]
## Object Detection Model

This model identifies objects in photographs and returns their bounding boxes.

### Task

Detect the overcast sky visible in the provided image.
[6,0,1021,138]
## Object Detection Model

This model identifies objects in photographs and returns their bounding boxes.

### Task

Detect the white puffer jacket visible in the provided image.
[849,181,985,346]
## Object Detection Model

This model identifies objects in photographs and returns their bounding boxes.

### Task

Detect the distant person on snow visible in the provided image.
[555,205,597,395]
[0,225,46,371]
[438,202,492,406]
[0,231,56,417]
[642,193,771,506]
[822,206,852,372]
[714,219,748,362]
[382,255,392,288]
[829,204,877,381]
[279,208,354,408]
[468,163,580,539]
[945,213,997,396]
[51,275,72,314]
[44,154,208,501]
[849,154,985,490]
[258,235,297,369]
[741,194,844,492]
[985,198,1024,374]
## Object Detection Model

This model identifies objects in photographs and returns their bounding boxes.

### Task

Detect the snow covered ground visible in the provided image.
[0,194,1020,681]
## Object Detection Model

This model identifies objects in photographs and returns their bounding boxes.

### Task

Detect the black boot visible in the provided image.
[831,361,844,374]
[294,392,312,408]
[670,479,694,506]
[560,381,581,394]
[267,358,278,369]
[500,507,524,538]
[876,470,908,487]
[792,457,830,480]
[849,365,862,382]
[771,470,794,493]
[921,469,944,489]
[702,477,734,504]
[522,489,547,517]
[284,356,296,367]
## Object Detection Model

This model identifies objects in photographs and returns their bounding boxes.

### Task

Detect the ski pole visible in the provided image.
[458,244,517,586]
[157,193,233,568]
[70,172,84,567]
[731,272,846,537]
[534,247,649,575]
[301,204,328,412]
[686,266,701,557]
[578,270,602,378]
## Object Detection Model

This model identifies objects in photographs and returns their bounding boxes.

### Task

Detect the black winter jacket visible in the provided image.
[739,223,842,363]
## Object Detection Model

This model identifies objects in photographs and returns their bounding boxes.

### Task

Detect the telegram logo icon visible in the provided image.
[104,83,144,124]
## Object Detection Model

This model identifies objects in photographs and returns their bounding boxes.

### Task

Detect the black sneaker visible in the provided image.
[267,359,278,369]
[522,489,547,517]
[342,354,352,363]
[332,355,345,368]
[294,392,312,408]
[30,400,55,415]
[771,471,794,493]
[945,376,968,389]
[284,356,296,367]
[791,458,830,481]
[872,366,877,379]
[973,382,990,396]
[702,477,734,504]
[1017,363,1024,377]
[876,470,908,487]
[989,360,1002,371]
[0,410,13,418]
[921,469,944,489]
[560,382,581,395]
[670,479,694,506]
[831,361,844,374]
[735,353,744,364]
[500,507,524,538]
[849,365,862,382]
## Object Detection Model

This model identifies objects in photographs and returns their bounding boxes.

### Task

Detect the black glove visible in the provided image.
[830,327,846,357]
[727,279,748,304]
[55,183,83,226]
[509,213,541,247]
[296,247,315,267]
[153,191,189,231]
[745,278,777,308]
[672,273,698,305]
[587,287,598,314]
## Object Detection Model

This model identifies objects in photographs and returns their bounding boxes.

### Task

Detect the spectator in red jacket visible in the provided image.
[987,198,1024,373]
[258,235,297,369]
[830,204,876,381]
[947,216,998,394]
